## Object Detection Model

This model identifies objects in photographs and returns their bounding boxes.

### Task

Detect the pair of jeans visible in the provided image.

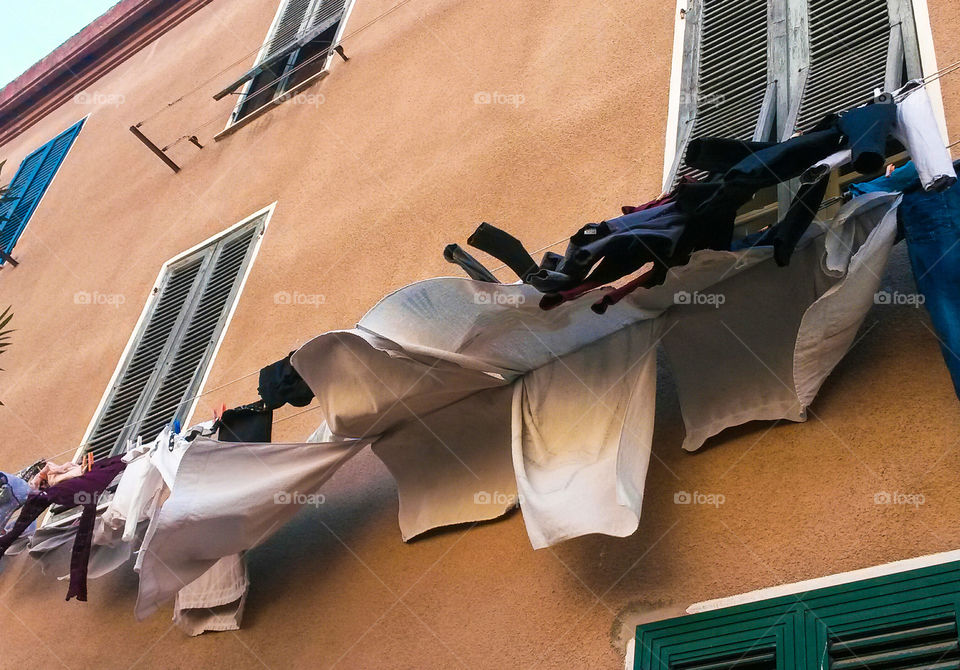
[852,160,960,399]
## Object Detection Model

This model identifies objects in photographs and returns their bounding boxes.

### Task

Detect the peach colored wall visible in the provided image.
[0,0,959,668]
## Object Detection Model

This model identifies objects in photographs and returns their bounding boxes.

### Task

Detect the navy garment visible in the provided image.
[693,129,844,213]
[851,160,960,399]
[837,100,897,173]
[685,138,778,174]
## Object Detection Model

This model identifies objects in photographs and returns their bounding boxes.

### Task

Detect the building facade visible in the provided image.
[0,0,959,667]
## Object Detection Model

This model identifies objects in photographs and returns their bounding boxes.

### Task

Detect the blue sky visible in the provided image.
[0,0,120,88]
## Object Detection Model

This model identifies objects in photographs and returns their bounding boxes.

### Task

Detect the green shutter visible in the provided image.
[635,560,960,669]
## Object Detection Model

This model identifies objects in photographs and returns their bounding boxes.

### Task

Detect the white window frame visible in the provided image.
[40,204,274,529]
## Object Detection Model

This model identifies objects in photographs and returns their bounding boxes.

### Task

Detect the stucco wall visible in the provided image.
[0,0,959,668]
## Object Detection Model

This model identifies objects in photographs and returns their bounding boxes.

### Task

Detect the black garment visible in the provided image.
[696,129,844,212]
[685,138,778,174]
[756,175,832,266]
[837,100,897,174]
[219,402,273,442]
[467,222,538,281]
[258,353,314,410]
[442,244,500,283]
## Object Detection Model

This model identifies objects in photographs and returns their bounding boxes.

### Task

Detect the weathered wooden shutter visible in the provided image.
[674,0,771,179]
[136,225,259,441]
[301,0,349,44]
[82,218,263,460]
[0,119,83,259]
[794,0,893,132]
[264,0,312,64]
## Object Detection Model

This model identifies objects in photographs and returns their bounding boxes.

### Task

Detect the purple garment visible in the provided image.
[0,455,126,601]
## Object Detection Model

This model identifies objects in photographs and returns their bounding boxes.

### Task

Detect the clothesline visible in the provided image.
[487,70,960,278]
[30,59,960,466]
[29,369,324,468]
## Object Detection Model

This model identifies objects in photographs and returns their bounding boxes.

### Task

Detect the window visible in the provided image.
[218,0,354,127]
[78,209,269,461]
[0,118,84,263]
[665,0,927,187]
[633,559,960,668]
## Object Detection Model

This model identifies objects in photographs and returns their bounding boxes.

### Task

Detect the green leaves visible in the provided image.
[0,305,12,404]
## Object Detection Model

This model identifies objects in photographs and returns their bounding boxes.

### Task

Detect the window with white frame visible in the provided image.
[78,210,268,461]
[42,210,268,527]
[666,0,927,189]
[218,0,355,126]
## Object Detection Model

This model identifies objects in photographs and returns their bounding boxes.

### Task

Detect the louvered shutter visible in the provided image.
[674,647,777,669]
[300,0,349,45]
[676,0,770,179]
[81,218,263,460]
[828,616,960,669]
[83,259,205,459]
[0,119,83,259]
[263,0,312,65]
[135,225,259,441]
[794,0,893,132]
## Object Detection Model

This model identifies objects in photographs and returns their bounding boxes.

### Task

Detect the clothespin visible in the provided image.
[172,418,181,434]
[886,163,896,177]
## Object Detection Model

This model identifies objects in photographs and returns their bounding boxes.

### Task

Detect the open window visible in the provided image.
[665,0,931,231]
[216,0,355,131]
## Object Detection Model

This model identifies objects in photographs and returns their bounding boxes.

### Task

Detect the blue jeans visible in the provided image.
[853,161,960,399]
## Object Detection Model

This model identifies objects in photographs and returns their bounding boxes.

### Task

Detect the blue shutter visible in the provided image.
[0,118,84,261]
